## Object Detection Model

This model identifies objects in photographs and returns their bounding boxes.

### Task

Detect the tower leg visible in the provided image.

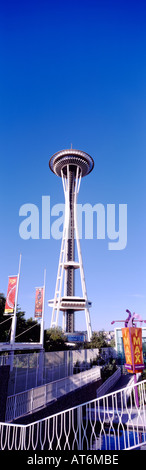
[50,226,67,328]
[74,168,92,342]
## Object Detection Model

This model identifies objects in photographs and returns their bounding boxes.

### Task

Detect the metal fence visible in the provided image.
[1,378,146,450]
[5,366,101,422]
[5,351,71,396]
[0,349,100,396]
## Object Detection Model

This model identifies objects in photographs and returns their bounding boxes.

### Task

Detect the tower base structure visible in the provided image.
[48,149,94,342]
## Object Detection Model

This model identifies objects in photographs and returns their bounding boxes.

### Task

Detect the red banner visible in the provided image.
[34,287,44,319]
[4,276,18,314]
[122,327,144,373]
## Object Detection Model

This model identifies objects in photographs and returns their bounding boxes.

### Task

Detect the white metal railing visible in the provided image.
[1,378,146,450]
[5,366,101,422]
[96,367,121,397]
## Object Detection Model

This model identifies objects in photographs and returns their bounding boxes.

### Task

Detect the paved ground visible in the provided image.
[109,373,133,393]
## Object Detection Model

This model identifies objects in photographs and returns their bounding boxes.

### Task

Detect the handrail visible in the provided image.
[6,365,101,422]
[1,378,146,451]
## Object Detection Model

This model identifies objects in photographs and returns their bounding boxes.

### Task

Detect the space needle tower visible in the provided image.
[48,148,94,342]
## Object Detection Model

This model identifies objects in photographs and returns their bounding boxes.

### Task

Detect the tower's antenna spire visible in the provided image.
[71,143,72,149]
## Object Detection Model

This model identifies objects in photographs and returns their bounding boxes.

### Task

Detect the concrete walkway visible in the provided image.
[13,377,102,424]
[109,373,134,393]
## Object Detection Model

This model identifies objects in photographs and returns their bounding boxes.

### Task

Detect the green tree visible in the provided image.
[110,337,115,348]
[44,327,67,351]
[90,330,108,349]
[15,312,40,343]
[0,294,40,343]
[101,359,117,382]
[0,293,12,341]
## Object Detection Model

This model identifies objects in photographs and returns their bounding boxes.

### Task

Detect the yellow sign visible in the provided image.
[122,327,144,373]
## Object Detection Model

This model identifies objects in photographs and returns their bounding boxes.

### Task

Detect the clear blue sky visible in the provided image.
[0,0,146,333]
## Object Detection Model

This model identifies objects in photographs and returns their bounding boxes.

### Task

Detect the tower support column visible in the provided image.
[66,167,75,333]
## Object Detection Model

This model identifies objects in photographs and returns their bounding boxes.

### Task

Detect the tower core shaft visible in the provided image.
[66,167,75,332]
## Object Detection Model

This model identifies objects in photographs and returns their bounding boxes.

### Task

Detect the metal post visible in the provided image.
[26,354,29,391]
[134,373,139,408]
[40,269,46,347]
[129,327,139,407]
[14,355,18,395]
[14,395,17,420]
[31,388,33,412]
[77,405,82,450]
[10,254,22,371]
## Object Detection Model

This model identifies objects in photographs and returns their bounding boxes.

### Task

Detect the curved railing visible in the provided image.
[1,379,146,450]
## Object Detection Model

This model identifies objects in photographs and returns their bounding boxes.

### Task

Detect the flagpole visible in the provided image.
[10,253,22,349]
[40,268,46,348]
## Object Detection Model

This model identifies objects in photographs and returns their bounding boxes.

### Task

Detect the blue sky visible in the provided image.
[0,0,146,334]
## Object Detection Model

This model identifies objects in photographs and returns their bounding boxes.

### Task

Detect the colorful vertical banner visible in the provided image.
[4,276,18,314]
[34,287,44,319]
[122,327,144,373]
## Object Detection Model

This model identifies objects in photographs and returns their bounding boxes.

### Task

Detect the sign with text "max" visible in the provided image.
[122,327,144,373]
